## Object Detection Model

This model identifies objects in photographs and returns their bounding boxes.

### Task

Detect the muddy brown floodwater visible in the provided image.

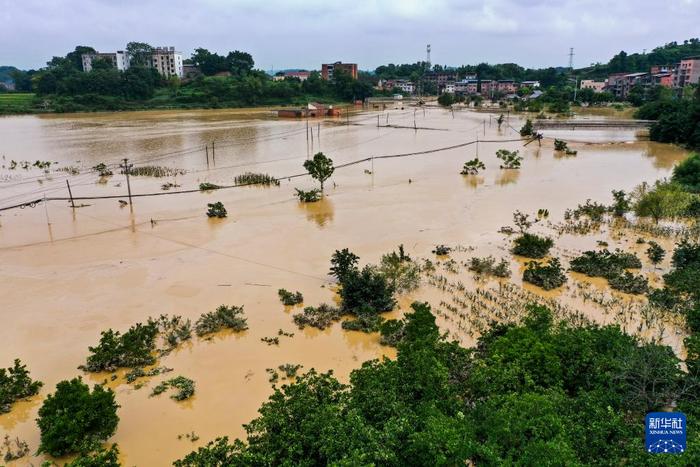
[0,107,691,465]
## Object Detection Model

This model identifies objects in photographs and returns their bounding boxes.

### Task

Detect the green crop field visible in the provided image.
[0,93,36,112]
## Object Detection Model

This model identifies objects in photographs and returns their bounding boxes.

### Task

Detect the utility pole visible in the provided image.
[43,193,51,225]
[212,141,216,166]
[205,145,209,169]
[568,47,575,71]
[121,158,133,206]
[66,180,75,209]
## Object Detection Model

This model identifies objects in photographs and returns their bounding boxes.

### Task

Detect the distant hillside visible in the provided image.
[0,66,20,84]
[576,38,700,79]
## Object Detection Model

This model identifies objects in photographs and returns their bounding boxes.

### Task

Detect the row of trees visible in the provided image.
[9,44,373,112]
[636,85,700,149]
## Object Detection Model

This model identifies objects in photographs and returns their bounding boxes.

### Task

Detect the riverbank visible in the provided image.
[0,90,349,116]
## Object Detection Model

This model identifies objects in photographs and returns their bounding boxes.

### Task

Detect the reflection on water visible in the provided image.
[463,175,485,189]
[495,169,521,186]
[643,142,688,169]
[298,197,335,228]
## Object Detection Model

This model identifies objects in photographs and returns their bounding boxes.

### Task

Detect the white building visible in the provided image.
[150,47,184,78]
[444,82,456,94]
[521,80,541,88]
[396,80,415,94]
[81,46,183,78]
[82,51,130,72]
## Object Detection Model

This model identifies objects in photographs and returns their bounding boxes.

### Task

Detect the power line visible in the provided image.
[0,135,527,212]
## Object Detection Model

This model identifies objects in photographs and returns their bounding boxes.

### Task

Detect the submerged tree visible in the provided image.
[497,113,505,129]
[37,378,119,457]
[496,149,522,169]
[519,118,533,137]
[206,202,227,218]
[460,158,486,175]
[0,360,43,414]
[329,248,360,282]
[303,152,335,192]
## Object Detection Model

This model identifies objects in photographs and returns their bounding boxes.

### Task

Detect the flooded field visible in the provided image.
[0,107,691,465]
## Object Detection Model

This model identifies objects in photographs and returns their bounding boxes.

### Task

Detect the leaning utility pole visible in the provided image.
[121,158,133,206]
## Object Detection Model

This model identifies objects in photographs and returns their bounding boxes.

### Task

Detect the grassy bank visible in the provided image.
[0,91,348,116]
[0,93,38,114]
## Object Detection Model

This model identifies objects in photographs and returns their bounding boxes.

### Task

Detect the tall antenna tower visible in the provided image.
[568,47,575,70]
[426,44,431,71]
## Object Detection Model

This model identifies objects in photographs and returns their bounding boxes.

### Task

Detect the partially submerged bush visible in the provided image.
[234,172,280,186]
[151,376,195,401]
[461,158,485,175]
[341,309,385,333]
[432,244,452,255]
[569,249,642,278]
[0,359,42,414]
[468,256,511,278]
[278,289,303,306]
[608,271,649,295]
[378,245,420,292]
[37,378,119,456]
[93,162,113,177]
[127,165,185,177]
[195,305,248,336]
[519,119,533,137]
[295,188,321,203]
[155,314,192,351]
[339,266,396,314]
[81,322,159,372]
[293,304,343,330]
[565,199,608,222]
[554,139,568,151]
[2,435,30,462]
[207,201,227,218]
[496,149,522,169]
[523,258,567,290]
[199,182,222,191]
[512,233,554,259]
[64,444,120,467]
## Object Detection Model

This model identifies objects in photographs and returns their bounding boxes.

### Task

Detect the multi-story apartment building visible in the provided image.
[81,51,130,72]
[81,46,183,78]
[321,62,358,80]
[497,80,517,94]
[378,79,415,94]
[454,79,478,95]
[675,57,700,88]
[150,47,184,78]
[424,71,458,92]
[606,72,651,99]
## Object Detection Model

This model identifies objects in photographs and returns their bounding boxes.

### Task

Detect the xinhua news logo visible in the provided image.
[646,412,686,454]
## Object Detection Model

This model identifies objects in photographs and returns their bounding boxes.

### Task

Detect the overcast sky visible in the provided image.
[1,0,699,71]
